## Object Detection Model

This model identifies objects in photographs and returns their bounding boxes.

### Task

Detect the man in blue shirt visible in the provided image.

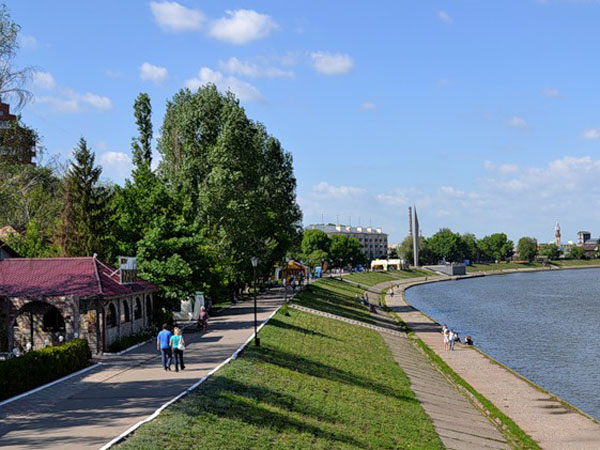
[157,324,173,371]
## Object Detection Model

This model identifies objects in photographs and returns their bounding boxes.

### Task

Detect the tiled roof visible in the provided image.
[0,257,155,298]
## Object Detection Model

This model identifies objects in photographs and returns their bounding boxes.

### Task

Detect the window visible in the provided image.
[134,297,142,320]
[122,300,130,322]
[146,295,152,317]
[107,303,117,328]
[42,308,65,332]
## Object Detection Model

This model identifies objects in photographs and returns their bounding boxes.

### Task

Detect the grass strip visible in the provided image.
[342,269,429,287]
[381,290,540,450]
[116,306,443,450]
[292,278,373,324]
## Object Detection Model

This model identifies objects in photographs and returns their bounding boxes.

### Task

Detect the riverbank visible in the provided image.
[384,276,600,450]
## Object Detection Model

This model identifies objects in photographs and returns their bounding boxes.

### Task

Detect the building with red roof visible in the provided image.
[0,256,156,354]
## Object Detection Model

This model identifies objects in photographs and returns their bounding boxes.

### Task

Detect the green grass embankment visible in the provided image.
[293,278,373,324]
[342,269,429,286]
[117,288,443,449]
[552,259,600,267]
[466,262,545,273]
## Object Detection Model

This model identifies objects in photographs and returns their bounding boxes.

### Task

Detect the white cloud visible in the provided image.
[483,161,520,174]
[105,69,122,79]
[437,79,451,87]
[100,151,133,180]
[35,88,112,113]
[209,9,278,45]
[185,67,265,102]
[32,71,55,89]
[361,101,376,111]
[218,57,293,78]
[440,186,465,197]
[542,87,561,98]
[508,115,527,129]
[101,151,131,165]
[438,10,454,24]
[313,181,365,199]
[311,52,354,76]
[140,62,169,84]
[582,128,600,140]
[20,34,37,49]
[150,1,205,31]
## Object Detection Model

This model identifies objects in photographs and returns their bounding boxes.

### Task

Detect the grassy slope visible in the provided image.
[466,262,545,273]
[342,269,429,286]
[117,307,443,450]
[553,259,600,267]
[292,278,373,323]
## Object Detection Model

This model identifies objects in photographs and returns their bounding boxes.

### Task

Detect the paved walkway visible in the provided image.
[387,282,600,450]
[293,294,510,449]
[0,290,284,450]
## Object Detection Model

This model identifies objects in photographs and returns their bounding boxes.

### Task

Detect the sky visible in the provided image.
[7,0,600,244]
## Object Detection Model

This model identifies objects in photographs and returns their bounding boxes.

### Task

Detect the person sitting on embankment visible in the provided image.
[464,335,473,345]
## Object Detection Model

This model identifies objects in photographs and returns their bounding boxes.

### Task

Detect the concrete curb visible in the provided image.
[98,303,284,450]
[0,362,103,408]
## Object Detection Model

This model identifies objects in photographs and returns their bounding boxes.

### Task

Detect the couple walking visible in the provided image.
[157,324,186,372]
[442,324,459,351]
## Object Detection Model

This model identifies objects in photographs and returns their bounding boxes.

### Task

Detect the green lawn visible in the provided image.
[293,278,373,323]
[553,259,600,267]
[116,308,443,449]
[342,269,430,287]
[465,262,546,273]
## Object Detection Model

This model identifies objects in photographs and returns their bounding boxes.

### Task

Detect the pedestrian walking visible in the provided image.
[170,327,186,372]
[449,329,456,351]
[443,328,450,351]
[157,324,173,371]
[198,306,209,331]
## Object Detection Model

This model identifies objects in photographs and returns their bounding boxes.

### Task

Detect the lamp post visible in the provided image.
[251,256,260,346]
[283,257,290,303]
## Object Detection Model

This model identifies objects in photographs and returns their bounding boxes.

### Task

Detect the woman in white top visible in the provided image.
[443,329,450,351]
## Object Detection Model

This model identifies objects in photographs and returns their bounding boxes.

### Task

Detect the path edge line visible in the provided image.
[0,362,103,408]
[98,303,284,450]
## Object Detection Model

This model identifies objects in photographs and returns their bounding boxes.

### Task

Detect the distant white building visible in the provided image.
[306,224,388,260]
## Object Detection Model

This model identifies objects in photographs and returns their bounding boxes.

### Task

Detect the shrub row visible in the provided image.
[0,338,91,401]
[107,328,155,353]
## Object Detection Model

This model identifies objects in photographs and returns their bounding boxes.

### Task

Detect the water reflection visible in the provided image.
[405,269,600,420]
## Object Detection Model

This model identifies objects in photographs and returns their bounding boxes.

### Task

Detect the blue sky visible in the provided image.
[8,0,600,243]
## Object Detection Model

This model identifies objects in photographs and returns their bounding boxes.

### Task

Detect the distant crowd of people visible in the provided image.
[441,324,473,350]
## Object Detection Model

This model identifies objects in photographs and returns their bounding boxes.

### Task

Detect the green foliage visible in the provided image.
[399,235,431,265]
[4,219,60,257]
[427,228,466,263]
[158,85,301,288]
[478,233,514,262]
[107,328,155,353]
[567,245,586,260]
[540,244,561,260]
[0,161,63,243]
[461,232,480,262]
[517,237,538,262]
[329,234,365,268]
[301,229,330,256]
[0,338,91,401]
[57,138,113,260]
[131,92,153,169]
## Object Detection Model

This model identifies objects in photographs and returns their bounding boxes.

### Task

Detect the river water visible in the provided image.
[405,269,600,420]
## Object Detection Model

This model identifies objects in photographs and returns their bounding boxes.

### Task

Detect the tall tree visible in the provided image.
[131,93,153,169]
[479,233,514,262]
[518,237,538,262]
[427,228,465,263]
[58,138,112,258]
[329,234,364,268]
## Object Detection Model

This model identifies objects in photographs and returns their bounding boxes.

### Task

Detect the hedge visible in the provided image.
[0,338,91,401]
[107,328,155,353]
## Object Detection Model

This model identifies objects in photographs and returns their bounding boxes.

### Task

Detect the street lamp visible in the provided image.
[283,257,290,303]
[251,256,260,346]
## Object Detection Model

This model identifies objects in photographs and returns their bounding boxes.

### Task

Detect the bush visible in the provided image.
[107,328,155,353]
[0,338,91,401]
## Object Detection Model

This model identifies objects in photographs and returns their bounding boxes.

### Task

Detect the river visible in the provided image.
[405,268,600,420]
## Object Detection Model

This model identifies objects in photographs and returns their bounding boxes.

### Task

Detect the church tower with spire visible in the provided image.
[555,220,561,247]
